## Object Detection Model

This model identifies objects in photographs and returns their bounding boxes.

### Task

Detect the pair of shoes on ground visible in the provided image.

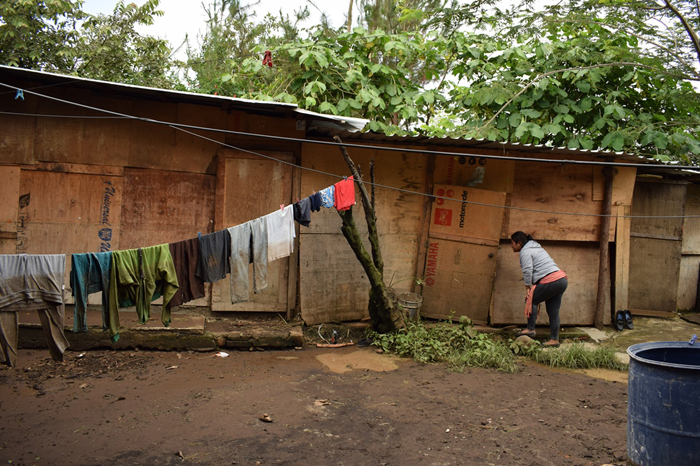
[615,310,634,331]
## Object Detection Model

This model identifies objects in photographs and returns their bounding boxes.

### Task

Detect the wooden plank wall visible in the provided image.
[629,180,686,312]
[677,184,700,310]
[299,143,426,324]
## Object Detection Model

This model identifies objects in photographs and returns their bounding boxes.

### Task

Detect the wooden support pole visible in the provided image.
[595,167,615,329]
[614,204,631,319]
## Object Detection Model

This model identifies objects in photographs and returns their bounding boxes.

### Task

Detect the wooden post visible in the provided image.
[413,154,436,293]
[596,167,614,329]
[614,204,631,319]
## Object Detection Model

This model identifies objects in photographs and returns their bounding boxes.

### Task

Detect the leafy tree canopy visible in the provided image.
[0,0,178,88]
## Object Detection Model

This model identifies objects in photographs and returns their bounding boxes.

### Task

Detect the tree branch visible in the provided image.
[664,0,700,65]
[334,135,384,275]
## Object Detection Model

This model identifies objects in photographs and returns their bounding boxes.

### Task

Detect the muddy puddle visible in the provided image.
[315,349,400,373]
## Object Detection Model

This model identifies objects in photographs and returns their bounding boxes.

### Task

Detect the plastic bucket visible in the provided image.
[627,342,700,465]
[397,292,423,321]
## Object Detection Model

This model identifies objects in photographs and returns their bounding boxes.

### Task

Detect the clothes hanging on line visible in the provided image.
[0,254,70,367]
[168,238,206,310]
[228,217,268,304]
[266,204,295,262]
[293,197,312,227]
[334,176,356,211]
[108,245,179,343]
[309,192,323,212]
[70,252,112,333]
[319,185,335,208]
[196,230,231,283]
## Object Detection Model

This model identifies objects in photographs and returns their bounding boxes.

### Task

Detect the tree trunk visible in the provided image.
[334,136,405,332]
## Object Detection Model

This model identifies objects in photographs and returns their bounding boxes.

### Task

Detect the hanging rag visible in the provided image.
[266,205,296,262]
[168,238,206,309]
[228,217,269,304]
[334,176,356,211]
[524,270,568,317]
[108,245,179,343]
[293,197,312,227]
[196,230,231,283]
[69,252,112,333]
[262,50,273,67]
[319,185,335,208]
[0,254,69,367]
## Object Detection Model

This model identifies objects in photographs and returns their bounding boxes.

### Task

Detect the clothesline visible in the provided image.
[0,178,357,367]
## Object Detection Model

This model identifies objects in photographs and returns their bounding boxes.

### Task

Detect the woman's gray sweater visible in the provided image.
[519,240,560,286]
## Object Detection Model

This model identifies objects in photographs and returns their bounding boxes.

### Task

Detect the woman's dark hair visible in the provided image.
[510,231,533,246]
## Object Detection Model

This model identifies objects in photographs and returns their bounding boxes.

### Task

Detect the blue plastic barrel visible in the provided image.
[627,342,700,465]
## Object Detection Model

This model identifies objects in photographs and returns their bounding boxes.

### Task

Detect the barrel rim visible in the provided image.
[627,341,700,371]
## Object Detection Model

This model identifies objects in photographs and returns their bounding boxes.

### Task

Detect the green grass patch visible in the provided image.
[523,342,628,371]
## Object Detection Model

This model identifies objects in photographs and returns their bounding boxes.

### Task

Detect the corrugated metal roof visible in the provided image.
[0,65,368,132]
[306,126,654,162]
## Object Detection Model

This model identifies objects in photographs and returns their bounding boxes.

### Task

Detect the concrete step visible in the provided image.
[17,307,304,352]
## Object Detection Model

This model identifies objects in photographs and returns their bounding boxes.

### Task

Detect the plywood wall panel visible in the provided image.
[492,241,604,325]
[128,100,176,171]
[300,232,419,325]
[630,180,685,238]
[628,237,682,312]
[82,94,133,167]
[0,166,20,233]
[682,184,700,254]
[0,92,37,164]
[171,103,225,174]
[34,94,88,163]
[211,153,294,312]
[119,168,216,249]
[507,163,604,241]
[677,255,700,311]
[17,170,122,255]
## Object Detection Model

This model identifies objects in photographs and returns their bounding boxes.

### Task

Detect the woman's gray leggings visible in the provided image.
[526,277,568,340]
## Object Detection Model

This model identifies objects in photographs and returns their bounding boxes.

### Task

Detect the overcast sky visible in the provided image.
[83,0,355,58]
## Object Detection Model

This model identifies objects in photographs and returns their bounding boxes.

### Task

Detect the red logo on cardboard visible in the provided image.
[446,189,454,197]
[436,198,444,205]
[436,188,445,197]
[426,277,435,286]
[434,208,452,226]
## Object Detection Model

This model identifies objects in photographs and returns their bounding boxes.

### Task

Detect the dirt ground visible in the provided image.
[0,344,629,466]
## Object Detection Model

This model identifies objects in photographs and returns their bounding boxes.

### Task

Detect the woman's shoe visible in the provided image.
[615,310,625,331]
[624,310,634,330]
[517,329,536,338]
[542,340,560,348]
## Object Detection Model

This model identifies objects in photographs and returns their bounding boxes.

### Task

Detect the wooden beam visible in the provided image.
[413,154,435,292]
[614,204,631,316]
[595,167,614,328]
